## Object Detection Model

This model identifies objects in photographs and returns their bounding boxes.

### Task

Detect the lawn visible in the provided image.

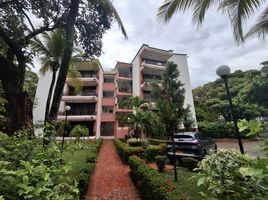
[62,141,98,178]
[163,167,201,200]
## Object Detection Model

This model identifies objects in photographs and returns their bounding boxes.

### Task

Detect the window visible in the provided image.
[103,91,114,97]
[104,77,114,83]
[103,106,114,113]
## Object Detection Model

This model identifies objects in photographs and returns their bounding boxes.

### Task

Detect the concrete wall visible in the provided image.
[169,54,197,127]
[96,69,103,138]
[132,55,140,96]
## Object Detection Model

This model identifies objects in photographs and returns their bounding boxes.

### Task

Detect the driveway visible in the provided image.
[216,140,265,157]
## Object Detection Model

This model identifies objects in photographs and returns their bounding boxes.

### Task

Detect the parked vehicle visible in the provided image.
[167,132,217,162]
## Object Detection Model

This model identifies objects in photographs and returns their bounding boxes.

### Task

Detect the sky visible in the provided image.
[98,0,268,88]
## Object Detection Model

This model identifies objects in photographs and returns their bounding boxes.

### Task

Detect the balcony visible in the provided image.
[62,91,98,103]
[57,111,97,121]
[66,76,99,86]
[102,97,115,106]
[103,83,116,91]
[101,113,115,122]
[117,87,132,96]
[141,78,162,91]
[141,59,166,72]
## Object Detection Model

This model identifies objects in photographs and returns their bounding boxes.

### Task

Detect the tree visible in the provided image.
[48,0,127,121]
[0,0,126,135]
[31,29,82,126]
[152,61,189,181]
[158,0,268,43]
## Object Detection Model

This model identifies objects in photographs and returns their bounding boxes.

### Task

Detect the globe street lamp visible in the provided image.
[61,105,71,156]
[216,65,244,154]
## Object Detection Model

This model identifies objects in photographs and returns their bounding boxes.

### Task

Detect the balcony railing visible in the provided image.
[118,72,132,78]
[143,59,165,67]
[58,110,96,116]
[79,72,98,78]
[63,91,97,96]
[118,87,132,93]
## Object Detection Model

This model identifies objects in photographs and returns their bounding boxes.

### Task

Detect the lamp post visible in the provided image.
[216,65,244,154]
[61,105,71,156]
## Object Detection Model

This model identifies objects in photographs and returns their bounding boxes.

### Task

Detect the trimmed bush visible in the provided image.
[129,156,177,200]
[148,138,167,145]
[145,144,166,162]
[127,138,147,146]
[114,139,144,164]
[181,157,199,171]
[155,155,166,172]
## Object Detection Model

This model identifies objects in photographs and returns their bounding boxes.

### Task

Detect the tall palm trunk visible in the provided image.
[49,0,80,120]
[44,67,57,126]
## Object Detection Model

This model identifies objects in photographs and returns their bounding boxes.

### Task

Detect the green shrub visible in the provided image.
[148,138,167,145]
[127,138,147,146]
[128,156,177,200]
[198,121,238,138]
[145,144,166,162]
[195,150,268,199]
[155,155,166,172]
[114,139,144,164]
[181,157,199,171]
[70,125,89,141]
[0,132,79,199]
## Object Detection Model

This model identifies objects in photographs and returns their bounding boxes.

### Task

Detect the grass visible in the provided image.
[162,167,201,200]
[62,141,96,178]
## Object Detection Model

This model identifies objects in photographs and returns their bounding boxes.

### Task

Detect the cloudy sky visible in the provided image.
[98,0,268,88]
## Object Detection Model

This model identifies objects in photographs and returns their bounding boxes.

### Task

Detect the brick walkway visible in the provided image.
[85,140,140,200]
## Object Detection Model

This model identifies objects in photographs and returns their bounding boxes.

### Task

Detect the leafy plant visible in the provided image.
[155,155,166,172]
[195,150,268,199]
[181,157,199,171]
[145,144,166,162]
[70,125,89,142]
[238,119,263,137]
[0,132,79,199]
[127,138,147,147]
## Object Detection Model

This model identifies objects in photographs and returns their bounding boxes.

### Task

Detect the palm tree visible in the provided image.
[31,29,82,126]
[158,0,268,43]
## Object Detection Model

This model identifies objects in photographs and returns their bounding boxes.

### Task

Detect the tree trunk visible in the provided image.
[1,59,34,135]
[44,70,57,126]
[49,0,80,120]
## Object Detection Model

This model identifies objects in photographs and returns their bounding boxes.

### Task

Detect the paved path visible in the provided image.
[217,141,264,157]
[85,140,140,200]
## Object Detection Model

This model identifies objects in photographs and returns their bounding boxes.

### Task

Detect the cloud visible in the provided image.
[99,1,268,88]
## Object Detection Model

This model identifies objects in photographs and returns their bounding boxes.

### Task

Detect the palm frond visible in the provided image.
[30,36,50,56]
[219,0,262,43]
[100,0,127,38]
[246,6,268,41]
[158,0,195,22]
[192,0,215,26]
[67,63,83,93]
[39,58,50,75]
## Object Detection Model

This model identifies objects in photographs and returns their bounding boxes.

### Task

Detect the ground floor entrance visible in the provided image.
[100,122,115,136]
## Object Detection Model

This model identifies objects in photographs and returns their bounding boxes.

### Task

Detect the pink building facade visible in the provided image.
[34,44,196,138]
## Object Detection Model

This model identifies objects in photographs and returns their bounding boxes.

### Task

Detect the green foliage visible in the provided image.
[238,119,263,137]
[148,138,167,145]
[75,139,102,199]
[70,125,89,141]
[181,157,199,171]
[127,138,147,147]
[195,150,268,199]
[0,132,79,199]
[114,139,144,164]
[145,144,166,162]
[155,155,166,172]
[198,121,239,138]
[194,66,268,123]
[152,61,190,136]
[128,156,178,200]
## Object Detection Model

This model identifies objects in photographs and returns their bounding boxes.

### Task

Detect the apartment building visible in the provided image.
[33,44,197,138]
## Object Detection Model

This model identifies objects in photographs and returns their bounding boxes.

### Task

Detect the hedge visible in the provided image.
[145,144,166,162]
[128,156,177,200]
[114,139,144,164]
[76,139,103,199]
[148,138,167,145]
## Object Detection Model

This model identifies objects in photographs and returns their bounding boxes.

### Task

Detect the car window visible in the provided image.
[174,135,194,141]
[196,133,206,140]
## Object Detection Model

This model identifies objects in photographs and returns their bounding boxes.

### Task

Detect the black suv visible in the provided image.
[167,132,217,161]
